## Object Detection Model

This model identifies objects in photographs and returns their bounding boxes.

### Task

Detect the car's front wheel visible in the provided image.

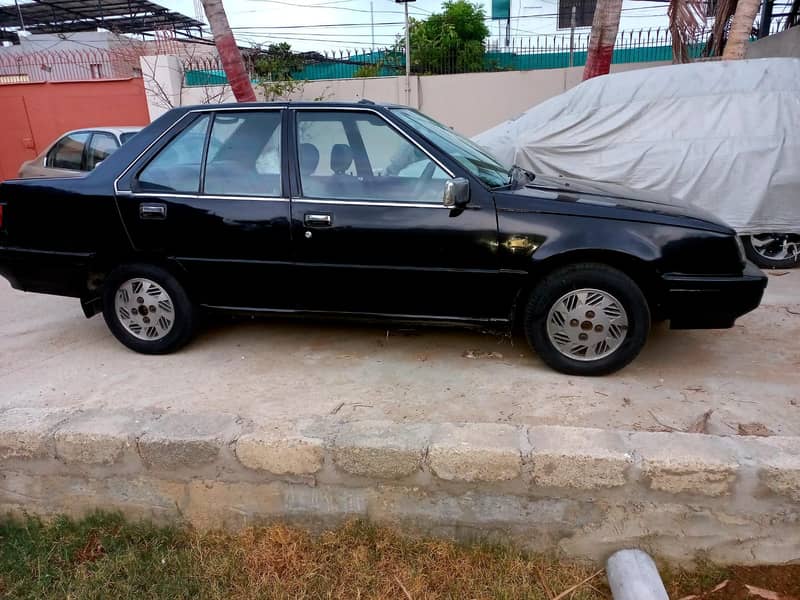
[523,263,650,376]
[102,263,196,354]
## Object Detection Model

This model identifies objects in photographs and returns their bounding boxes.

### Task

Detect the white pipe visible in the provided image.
[606,549,669,600]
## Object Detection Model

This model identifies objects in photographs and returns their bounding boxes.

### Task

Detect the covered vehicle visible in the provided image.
[474,58,800,268]
[0,102,766,376]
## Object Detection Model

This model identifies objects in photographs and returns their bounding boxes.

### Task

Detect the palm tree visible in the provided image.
[200,0,256,102]
[723,0,761,58]
[582,0,623,80]
[668,0,706,63]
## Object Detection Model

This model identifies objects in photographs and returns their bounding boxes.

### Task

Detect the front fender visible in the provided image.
[498,212,740,276]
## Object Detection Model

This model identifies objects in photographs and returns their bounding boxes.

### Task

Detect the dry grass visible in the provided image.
[1,512,799,600]
[195,521,606,599]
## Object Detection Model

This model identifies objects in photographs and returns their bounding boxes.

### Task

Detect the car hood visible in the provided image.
[497,175,734,234]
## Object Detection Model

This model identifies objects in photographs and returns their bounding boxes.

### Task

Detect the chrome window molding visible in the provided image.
[292,198,449,209]
[113,105,455,197]
[123,191,289,203]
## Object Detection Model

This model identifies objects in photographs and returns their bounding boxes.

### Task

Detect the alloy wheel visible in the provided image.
[114,278,175,341]
[546,288,629,361]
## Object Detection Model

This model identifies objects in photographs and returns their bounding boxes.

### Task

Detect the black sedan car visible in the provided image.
[0,101,767,375]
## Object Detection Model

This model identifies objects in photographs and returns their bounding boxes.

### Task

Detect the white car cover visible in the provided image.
[473,58,800,234]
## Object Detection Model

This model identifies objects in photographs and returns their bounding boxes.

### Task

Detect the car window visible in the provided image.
[120,131,139,144]
[47,132,90,171]
[204,111,282,196]
[296,111,448,203]
[136,115,210,193]
[86,132,119,170]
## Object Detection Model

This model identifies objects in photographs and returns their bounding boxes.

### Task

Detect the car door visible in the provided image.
[289,107,504,320]
[114,108,293,309]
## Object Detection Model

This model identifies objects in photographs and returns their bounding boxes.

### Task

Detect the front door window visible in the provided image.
[296,111,448,204]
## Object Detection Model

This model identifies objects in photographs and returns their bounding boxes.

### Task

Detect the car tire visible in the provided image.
[742,234,800,269]
[523,263,650,376]
[102,263,196,354]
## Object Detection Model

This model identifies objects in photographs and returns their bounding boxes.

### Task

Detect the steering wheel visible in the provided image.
[414,161,437,200]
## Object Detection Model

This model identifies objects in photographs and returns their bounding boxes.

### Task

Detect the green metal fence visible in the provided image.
[184,27,712,86]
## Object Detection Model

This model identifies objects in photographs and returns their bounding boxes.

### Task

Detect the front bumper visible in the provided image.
[662,261,767,329]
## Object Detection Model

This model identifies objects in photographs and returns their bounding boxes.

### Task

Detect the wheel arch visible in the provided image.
[81,252,192,318]
[513,249,665,324]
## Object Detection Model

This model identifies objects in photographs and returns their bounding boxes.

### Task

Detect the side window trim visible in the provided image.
[198,111,215,195]
[81,133,94,171]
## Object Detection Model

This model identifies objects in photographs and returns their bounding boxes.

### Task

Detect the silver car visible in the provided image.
[18,126,142,179]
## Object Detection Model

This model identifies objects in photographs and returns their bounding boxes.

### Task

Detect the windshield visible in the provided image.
[391,108,509,188]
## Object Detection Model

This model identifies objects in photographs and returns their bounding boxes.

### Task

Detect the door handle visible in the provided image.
[139,202,167,220]
[304,213,332,227]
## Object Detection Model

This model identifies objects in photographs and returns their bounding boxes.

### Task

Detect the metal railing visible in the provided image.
[0,48,143,84]
[180,23,787,85]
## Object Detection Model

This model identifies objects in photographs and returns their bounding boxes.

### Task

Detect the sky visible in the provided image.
[162,0,671,52]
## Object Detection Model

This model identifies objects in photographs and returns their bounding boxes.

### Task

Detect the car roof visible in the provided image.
[60,126,143,137]
[177,100,404,111]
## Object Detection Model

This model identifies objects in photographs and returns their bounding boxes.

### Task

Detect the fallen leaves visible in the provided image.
[648,409,713,434]
[737,422,774,437]
[687,409,714,434]
[677,578,729,599]
[462,349,504,360]
[745,584,799,600]
[677,579,799,600]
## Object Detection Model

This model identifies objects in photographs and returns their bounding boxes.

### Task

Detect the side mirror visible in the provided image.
[443,177,470,208]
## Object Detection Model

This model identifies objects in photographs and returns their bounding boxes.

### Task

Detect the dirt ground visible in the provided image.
[1,270,798,435]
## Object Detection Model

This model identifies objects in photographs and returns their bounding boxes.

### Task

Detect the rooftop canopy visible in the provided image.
[0,0,204,40]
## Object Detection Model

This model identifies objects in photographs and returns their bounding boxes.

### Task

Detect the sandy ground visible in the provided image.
[1,270,798,435]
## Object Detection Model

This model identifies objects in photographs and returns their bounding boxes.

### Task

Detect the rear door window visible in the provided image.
[136,115,211,193]
[86,132,119,170]
[47,132,90,171]
[204,111,282,196]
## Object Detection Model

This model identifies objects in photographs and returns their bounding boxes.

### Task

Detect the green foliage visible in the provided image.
[258,78,306,101]
[253,42,303,81]
[354,64,380,78]
[0,512,196,599]
[407,0,489,74]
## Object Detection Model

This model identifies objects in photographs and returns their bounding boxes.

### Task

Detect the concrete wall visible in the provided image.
[288,61,669,136]
[747,26,800,59]
[160,60,669,136]
[2,406,800,565]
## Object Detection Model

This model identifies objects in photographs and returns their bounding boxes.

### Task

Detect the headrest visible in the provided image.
[330,144,353,175]
[299,143,320,176]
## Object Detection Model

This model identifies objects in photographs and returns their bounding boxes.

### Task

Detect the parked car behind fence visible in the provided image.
[18,126,142,179]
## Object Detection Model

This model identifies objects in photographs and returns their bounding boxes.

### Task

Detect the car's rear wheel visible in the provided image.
[742,234,800,269]
[523,263,650,376]
[102,263,196,354]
